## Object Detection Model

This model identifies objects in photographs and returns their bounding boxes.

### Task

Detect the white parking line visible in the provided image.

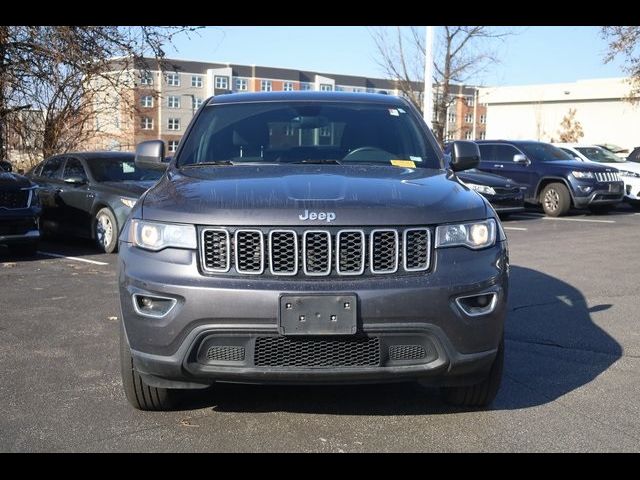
[37,251,109,266]
[503,227,528,231]
[541,217,615,224]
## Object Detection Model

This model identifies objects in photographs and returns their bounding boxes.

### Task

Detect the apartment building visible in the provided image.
[440,84,487,142]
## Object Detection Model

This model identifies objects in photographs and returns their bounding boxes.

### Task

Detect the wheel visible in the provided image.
[440,336,504,408]
[588,205,614,214]
[120,325,181,411]
[94,208,118,253]
[540,183,571,217]
[9,241,38,257]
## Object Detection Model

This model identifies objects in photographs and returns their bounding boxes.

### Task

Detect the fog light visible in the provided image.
[132,294,177,318]
[577,185,593,194]
[455,292,498,317]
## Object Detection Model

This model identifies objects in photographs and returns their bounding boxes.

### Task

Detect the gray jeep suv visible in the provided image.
[118,92,509,410]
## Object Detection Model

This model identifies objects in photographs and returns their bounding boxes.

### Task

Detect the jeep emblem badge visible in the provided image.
[299,209,336,222]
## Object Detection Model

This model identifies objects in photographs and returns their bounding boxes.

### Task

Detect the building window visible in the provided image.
[319,84,333,91]
[168,118,180,131]
[479,131,486,140]
[466,96,475,107]
[283,82,294,91]
[300,83,312,91]
[319,126,331,137]
[215,76,229,90]
[464,131,473,140]
[480,114,486,124]
[235,78,248,91]
[335,86,345,92]
[140,71,153,86]
[141,95,153,108]
[167,95,180,109]
[447,112,456,124]
[166,73,180,87]
[192,97,203,110]
[353,87,363,93]
[168,140,179,152]
[464,114,473,123]
[285,125,296,136]
[140,117,153,130]
[261,80,272,92]
[445,131,454,141]
[191,76,203,88]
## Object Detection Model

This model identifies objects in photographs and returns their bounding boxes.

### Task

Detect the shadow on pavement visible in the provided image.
[0,236,106,263]
[173,265,621,414]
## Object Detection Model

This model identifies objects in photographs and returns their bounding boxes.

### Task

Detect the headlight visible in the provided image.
[572,171,594,179]
[619,170,640,178]
[435,219,497,250]
[120,197,137,208]
[465,183,496,195]
[130,219,197,251]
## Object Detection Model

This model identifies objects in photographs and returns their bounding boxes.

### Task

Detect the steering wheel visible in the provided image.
[342,146,392,161]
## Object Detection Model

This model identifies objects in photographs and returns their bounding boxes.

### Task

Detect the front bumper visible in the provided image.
[622,176,640,202]
[572,182,624,207]
[0,210,40,245]
[119,240,508,388]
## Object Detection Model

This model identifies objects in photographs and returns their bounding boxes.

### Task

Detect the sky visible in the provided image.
[167,26,627,87]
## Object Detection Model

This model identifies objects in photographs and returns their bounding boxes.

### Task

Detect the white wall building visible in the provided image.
[478,78,640,151]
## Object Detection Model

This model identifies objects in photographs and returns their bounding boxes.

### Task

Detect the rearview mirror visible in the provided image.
[64,176,86,185]
[449,141,480,172]
[513,154,530,166]
[135,140,167,171]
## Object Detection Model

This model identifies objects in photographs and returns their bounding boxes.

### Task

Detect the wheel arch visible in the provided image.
[535,177,575,206]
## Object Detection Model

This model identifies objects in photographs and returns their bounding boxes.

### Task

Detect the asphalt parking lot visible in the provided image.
[1,205,639,452]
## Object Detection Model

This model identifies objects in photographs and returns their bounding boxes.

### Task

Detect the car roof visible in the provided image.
[59,151,135,160]
[474,139,545,145]
[553,143,601,149]
[207,91,408,107]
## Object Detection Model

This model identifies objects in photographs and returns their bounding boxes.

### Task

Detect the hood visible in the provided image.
[456,169,517,188]
[99,180,156,198]
[0,172,33,190]
[545,160,619,172]
[593,161,640,175]
[141,165,488,226]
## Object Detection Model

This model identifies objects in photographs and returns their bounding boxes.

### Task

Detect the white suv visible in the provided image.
[555,143,640,208]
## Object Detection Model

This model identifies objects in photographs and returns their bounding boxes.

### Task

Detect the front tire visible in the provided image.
[94,208,118,253]
[440,336,504,408]
[120,325,181,411]
[540,183,571,217]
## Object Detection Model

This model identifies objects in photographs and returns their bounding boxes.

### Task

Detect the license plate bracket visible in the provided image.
[279,294,357,336]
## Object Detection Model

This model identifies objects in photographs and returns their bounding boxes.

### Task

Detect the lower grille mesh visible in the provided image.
[254,336,380,367]
[206,346,245,362]
[388,344,428,361]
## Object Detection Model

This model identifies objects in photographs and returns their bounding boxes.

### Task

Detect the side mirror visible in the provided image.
[135,140,167,171]
[64,176,86,185]
[513,154,530,166]
[449,141,480,172]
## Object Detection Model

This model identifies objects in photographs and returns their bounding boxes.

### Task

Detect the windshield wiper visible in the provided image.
[181,161,235,167]
[288,159,343,165]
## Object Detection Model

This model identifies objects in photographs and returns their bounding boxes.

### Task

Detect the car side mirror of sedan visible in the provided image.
[64,176,87,185]
[135,140,167,171]
[449,141,480,172]
[513,154,531,166]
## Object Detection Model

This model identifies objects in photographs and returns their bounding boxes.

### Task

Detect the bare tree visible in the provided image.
[370,26,511,144]
[0,26,200,167]
[602,26,640,100]
[554,108,584,143]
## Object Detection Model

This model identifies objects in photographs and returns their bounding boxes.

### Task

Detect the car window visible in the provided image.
[494,145,520,163]
[575,146,626,163]
[87,157,163,182]
[628,148,640,163]
[63,158,88,180]
[559,148,581,160]
[519,143,573,162]
[31,163,44,177]
[478,144,495,162]
[177,101,441,169]
[40,157,65,179]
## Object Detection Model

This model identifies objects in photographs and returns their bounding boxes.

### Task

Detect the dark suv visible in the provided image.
[118,92,509,410]
[0,168,41,256]
[475,140,624,216]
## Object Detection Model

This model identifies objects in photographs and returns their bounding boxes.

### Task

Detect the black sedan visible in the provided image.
[27,152,164,253]
[456,169,525,215]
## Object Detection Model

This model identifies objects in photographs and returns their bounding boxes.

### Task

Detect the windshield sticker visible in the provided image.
[390,160,416,168]
[388,109,400,116]
[122,162,135,173]
[409,156,423,162]
[397,108,406,114]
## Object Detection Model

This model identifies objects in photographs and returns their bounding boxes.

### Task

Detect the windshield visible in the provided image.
[576,146,626,163]
[519,142,574,162]
[177,101,440,169]
[88,157,164,182]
